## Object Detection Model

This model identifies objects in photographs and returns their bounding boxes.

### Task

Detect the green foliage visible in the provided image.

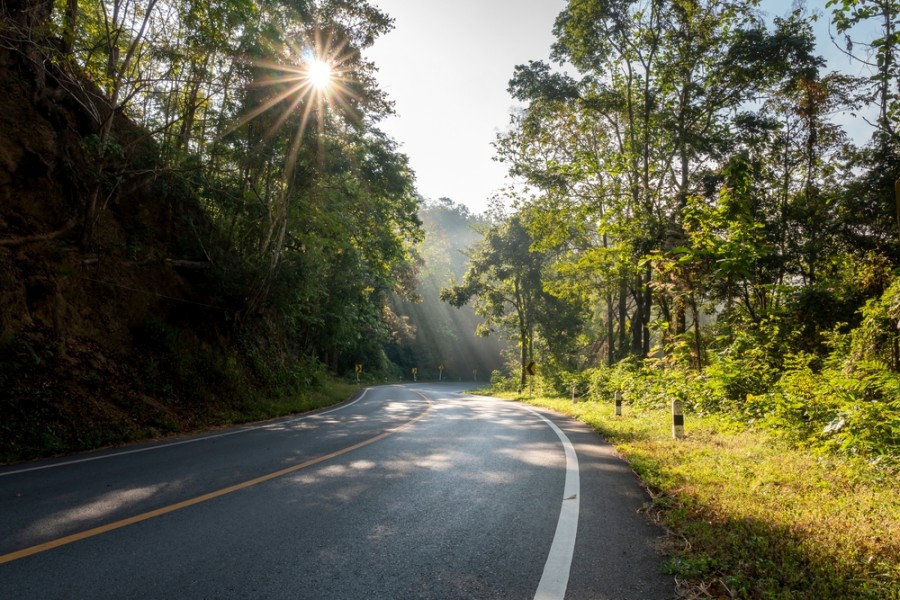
[701,318,792,409]
[487,0,900,471]
[759,358,900,462]
[490,368,519,392]
[574,328,900,465]
[849,276,900,368]
[583,357,696,410]
[38,0,421,377]
[532,360,592,398]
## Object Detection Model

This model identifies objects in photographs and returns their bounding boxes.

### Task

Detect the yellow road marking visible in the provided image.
[0,399,432,565]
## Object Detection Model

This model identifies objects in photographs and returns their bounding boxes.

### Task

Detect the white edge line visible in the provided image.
[526,406,581,600]
[0,388,372,477]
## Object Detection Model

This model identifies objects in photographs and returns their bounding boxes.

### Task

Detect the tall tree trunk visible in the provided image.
[675,293,686,337]
[514,278,528,391]
[618,274,628,355]
[632,269,644,355]
[643,263,652,355]
[606,291,615,367]
[691,293,702,370]
[518,318,528,391]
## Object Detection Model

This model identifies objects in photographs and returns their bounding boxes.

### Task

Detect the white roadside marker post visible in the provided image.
[672,399,685,439]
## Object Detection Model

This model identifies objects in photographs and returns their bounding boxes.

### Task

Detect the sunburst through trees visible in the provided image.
[231,29,358,171]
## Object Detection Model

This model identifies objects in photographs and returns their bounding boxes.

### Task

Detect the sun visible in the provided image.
[306,58,333,91]
[224,36,356,168]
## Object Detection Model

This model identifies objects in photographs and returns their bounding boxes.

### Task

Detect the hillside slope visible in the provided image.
[0,44,242,461]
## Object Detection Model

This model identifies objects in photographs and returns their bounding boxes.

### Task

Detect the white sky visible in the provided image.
[366,0,567,214]
[365,1,877,216]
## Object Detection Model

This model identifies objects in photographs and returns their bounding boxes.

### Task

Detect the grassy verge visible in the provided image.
[504,393,900,599]
[0,377,363,465]
[205,380,362,426]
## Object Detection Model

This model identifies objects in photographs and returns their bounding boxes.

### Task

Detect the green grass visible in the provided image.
[211,381,361,425]
[0,378,363,465]
[502,393,900,599]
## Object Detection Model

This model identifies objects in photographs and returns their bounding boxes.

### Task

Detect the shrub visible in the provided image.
[490,369,518,392]
[743,356,900,464]
[848,277,900,369]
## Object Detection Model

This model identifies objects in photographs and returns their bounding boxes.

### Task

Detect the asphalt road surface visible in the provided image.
[0,384,673,599]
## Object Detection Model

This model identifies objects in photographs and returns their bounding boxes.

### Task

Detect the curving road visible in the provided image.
[0,384,672,599]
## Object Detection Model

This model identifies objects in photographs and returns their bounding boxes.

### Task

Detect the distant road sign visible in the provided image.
[526,361,537,376]
[355,364,362,373]
[411,368,417,374]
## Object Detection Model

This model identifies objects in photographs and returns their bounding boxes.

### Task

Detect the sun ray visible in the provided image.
[221,78,308,138]
[219,22,365,177]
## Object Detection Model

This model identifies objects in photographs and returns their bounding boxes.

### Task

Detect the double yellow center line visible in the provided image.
[0,398,432,565]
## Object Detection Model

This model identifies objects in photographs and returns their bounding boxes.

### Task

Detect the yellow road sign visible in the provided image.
[355,364,362,373]
[526,361,537,376]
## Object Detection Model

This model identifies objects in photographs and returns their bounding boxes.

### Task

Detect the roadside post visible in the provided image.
[572,383,578,403]
[412,367,417,382]
[615,390,623,416]
[672,398,685,439]
[438,364,444,381]
[354,363,362,384]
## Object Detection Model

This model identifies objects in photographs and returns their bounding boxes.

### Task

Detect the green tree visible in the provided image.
[441,213,584,389]
[501,1,852,372]
[441,215,546,389]
[829,0,900,146]
[829,0,900,255]
[3,0,422,375]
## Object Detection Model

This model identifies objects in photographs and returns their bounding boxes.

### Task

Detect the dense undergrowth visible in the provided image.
[0,322,363,464]
[581,354,900,468]
[494,276,900,469]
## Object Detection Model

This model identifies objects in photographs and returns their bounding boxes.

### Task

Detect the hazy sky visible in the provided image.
[366,0,567,214]
[365,1,873,215]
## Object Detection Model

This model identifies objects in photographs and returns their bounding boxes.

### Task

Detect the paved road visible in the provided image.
[0,384,672,599]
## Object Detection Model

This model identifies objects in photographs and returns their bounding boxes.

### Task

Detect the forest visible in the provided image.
[1,0,509,459]
[0,0,428,456]
[0,0,896,476]
[0,0,898,596]
[0,0,896,474]
[444,0,900,467]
